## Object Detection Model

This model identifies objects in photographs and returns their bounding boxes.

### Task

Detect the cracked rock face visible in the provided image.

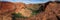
[0,1,60,20]
[15,3,32,17]
[0,1,15,14]
[15,1,60,20]
[15,3,41,17]
[0,1,15,20]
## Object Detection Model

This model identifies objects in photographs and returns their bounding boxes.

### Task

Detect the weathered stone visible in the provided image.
[0,1,15,20]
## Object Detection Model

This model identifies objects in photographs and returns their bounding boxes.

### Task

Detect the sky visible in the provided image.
[0,0,50,4]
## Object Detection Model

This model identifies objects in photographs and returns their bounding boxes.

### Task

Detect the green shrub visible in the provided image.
[12,12,27,18]
[12,12,28,20]
[31,10,39,15]
[26,8,39,15]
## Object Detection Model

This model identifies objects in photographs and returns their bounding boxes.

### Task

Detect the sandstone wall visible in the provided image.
[0,1,15,20]
[16,1,60,20]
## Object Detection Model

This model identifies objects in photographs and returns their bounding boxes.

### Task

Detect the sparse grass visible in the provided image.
[31,10,39,15]
[27,8,39,15]
[12,12,27,20]
[12,12,27,18]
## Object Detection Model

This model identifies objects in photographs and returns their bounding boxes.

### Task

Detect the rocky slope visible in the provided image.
[16,1,60,20]
[0,1,60,20]
[14,2,32,17]
[0,1,15,20]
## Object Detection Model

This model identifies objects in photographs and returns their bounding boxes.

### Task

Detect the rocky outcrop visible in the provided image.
[0,1,60,20]
[0,1,15,14]
[0,1,15,20]
[16,1,60,20]
[14,2,32,17]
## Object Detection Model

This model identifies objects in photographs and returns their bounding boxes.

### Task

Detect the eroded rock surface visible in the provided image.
[15,3,32,17]
[0,1,15,20]
[0,1,60,20]
[16,1,60,20]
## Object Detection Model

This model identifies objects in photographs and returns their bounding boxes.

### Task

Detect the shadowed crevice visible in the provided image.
[56,16,60,20]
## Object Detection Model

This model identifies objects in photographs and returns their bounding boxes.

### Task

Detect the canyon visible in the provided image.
[0,1,60,20]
